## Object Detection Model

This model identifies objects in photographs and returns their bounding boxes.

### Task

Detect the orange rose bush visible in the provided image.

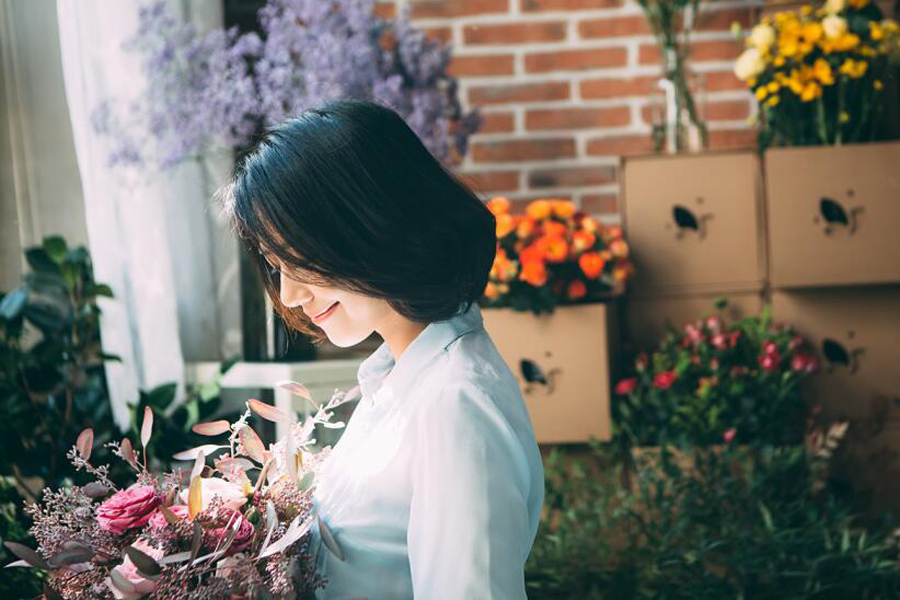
[481,197,634,315]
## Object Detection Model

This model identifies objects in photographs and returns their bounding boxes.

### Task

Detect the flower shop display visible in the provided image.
[636,0,708,153]
[478,198,633,444]
[612,300,821,451]
[3,386,357,598]
[95,0,482,171]
[733,0,900,148]
[480,197,634,316]
[621,151,764,296]
[765,140,900,288]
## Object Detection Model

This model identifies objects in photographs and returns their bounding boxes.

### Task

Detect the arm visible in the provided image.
[407,377,532,599]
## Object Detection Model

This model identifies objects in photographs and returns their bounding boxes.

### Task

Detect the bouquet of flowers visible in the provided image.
[3,381,356,599]
[480,197,634,315]
[612,301,821,450]
[733,0,900,148]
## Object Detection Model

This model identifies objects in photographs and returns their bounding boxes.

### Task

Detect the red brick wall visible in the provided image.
[376,0,759,221]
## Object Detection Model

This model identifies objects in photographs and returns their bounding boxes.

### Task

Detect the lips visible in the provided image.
[310,301,339,323]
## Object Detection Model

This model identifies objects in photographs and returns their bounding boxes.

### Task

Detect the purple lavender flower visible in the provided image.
[95,0,480,170]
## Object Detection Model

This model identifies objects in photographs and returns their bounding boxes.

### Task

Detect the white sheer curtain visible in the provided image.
[54,1,188,429]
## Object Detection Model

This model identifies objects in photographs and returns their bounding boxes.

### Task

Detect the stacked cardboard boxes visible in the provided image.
[622,140,900,506]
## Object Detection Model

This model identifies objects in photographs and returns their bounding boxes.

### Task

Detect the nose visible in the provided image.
[279,272,313,309]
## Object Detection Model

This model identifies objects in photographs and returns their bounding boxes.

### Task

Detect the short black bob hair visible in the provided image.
[218,98,496,344]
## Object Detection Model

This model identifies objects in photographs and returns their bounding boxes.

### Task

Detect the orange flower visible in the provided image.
[519,243,545,265]
[483,282,500,299]
[609,239,629,258]
[542,236,569,263]
[487,196,510,216]
[572,230,596,252]
[580,216,598,233]
[551,200,577,219]
[519,261,548,287]
[526,199,552,220]
[566,279,587,300]
[496,213,515,238]
[490,248,518,282]
[579,252,606,279]
[516,217,535,239]
[541,220,567,238]
[613,261,634,282]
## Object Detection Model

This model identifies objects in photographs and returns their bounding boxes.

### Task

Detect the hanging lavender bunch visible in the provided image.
[93,0,481,170]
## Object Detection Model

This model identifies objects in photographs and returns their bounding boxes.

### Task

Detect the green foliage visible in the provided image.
[526,441,900,600]
[125,359,240,470]
[612,300,820,450]
[0,476,44,597]
[0,236,122,499]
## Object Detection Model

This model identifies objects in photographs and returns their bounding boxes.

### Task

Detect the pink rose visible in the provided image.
[705,315,721,333]
[652,371,677,390]
[615,377,638,395]
[148,504,190,531]
[758,352,780,372]
[206,508,255,555]
[711,333,729,350]
[723,428,737,444]
[684,323,705,345]
[791,353,820,374]
[106,538,164,600]
[763,340,779,356]
[97,485,161,535]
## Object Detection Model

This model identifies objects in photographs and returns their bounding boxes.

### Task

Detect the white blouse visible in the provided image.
[307,300,544,599]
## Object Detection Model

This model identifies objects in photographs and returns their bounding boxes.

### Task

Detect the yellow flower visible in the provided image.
[766,95,781,107]
[869,21,884,41]
[774,55,786,67]
[839,112,850,123]
[767,81,780,92]
[813,58,835,85]
[496,213,515,238]
[755,86,769,101]
[800,81,822,101]
[839,58,868,78]
[833,32,860,51]
[874,79,884,90]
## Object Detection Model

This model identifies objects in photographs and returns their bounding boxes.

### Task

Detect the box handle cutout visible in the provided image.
[814,197,864,236]
[519,358,561,395]
[670,204,712,240]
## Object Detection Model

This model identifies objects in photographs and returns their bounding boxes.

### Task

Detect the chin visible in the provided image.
[325,328,372,348]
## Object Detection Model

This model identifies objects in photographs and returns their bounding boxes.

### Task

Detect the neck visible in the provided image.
[377,312,428,362]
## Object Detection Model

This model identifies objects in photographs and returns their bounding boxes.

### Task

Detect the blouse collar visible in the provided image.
[356,301,485,407]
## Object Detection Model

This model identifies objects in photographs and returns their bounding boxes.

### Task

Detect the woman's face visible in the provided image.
[262,251,393,348]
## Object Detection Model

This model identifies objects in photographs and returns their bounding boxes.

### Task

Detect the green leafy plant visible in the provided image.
[527,438,900,600]
[0,236,122,501]
[612,300,821,451]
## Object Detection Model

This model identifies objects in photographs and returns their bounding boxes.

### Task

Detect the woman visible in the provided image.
[220,98,544,599]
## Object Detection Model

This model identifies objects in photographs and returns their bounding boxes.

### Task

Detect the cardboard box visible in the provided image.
[622,151,765,296]
[624,290,765,351]
[765,141,900,289]
[482,302,616,444]
[771,286,900,420]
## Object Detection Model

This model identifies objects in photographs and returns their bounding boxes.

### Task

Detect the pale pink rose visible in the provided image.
[723,428,737,444]
[148,504,190,531]
[106,539,164,600]
[96,485,161,535]
[179,477,248,512]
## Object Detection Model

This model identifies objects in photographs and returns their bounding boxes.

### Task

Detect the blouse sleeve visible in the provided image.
[407,375,532,599]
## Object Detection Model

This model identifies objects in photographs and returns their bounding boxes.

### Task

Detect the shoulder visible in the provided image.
[414,328,535,451]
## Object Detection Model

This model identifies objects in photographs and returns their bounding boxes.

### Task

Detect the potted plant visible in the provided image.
[611,300,822,476]
[478,197,634,444]
[733,1,900,288]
